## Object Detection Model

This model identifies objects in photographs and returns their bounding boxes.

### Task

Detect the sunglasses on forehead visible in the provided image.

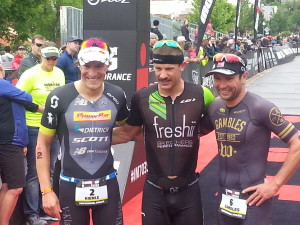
[213,53,246,67]
[153,40,182,51]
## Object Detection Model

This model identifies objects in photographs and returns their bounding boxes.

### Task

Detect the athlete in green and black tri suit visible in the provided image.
[36,39,129,225]
[204,50,300,225]
[113,40,215,225]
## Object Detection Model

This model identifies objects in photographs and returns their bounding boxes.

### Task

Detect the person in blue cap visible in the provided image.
[56,36,83,84]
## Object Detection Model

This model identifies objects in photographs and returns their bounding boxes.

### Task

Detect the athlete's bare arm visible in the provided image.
[36,132,62,220]
[243,133,300,206]
[112,123,142,145]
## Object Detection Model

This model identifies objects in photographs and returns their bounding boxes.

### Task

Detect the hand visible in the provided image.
[0,63,4,79]
[242,179,280,206]
[23,147,27,156]
[37,105,45,113]
[42,192,62,220]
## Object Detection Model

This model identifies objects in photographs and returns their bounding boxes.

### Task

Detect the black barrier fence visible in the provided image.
[149,45,295,95]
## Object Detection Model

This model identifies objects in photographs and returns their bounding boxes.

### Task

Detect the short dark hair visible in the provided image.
[153,20,159,26]
[4,46,11,53]
[32,35,46,44]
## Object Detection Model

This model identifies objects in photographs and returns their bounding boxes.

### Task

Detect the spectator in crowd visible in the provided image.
[172,16,181,41]
[202,35,216,60]
[151,20,163,41]
[0,63,42,225]
[227,39,235,50]
[176,36,186,49]
[0,46,14,70]
[149,32,158,64]
[17,41,65,225]
[11,46,26,70]
[56,36,82,84]
[261,37,271,47]
[19,35,46,75]
[217,36,229,52]
[209,37,220,55]
[183,42,206,63]
[181,19,191,42]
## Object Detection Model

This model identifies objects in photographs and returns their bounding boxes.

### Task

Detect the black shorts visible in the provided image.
[0,144,25,189]
[142,178,203,225]
[59,177,123,225]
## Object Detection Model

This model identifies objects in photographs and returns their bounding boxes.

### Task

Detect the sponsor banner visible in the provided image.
[83,0,149,204]
[84,0,136,30]
[122,139,147,204]
[196,0,216,49]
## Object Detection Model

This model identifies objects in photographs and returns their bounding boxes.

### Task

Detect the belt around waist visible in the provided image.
[60,171,117,183]
[147,177,199,194]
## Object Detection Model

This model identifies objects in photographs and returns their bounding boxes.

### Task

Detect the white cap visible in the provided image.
[177,36,186,43]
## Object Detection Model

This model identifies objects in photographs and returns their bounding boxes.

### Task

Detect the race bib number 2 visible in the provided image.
[75,179,108,206]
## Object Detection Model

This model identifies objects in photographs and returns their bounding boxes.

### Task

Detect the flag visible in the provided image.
[234,0,243,49]
[254,0,261,39]
[196,0,216,51]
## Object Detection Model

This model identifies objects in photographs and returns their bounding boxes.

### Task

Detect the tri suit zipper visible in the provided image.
[170,100,176,176]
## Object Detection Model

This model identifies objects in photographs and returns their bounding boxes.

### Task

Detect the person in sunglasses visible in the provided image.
[204,50,300,225]
[113,40,215,225]
[35,39,128,225]
[17,41,65,225]
[19,35,46,76]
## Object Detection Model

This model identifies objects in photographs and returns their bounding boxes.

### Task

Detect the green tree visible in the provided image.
[0,0,82,45]
[239,0,254,36]
[188,0,236,34]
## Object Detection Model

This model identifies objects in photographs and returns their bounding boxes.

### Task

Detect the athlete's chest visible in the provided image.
[64,95,118,133]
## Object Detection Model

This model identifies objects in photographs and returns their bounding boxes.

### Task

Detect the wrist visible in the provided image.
[41,187,53,195]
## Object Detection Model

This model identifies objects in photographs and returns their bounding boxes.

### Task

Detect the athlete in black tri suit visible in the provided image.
[36,39,129,225]
[113,40,215,225]
[204,50,300,225]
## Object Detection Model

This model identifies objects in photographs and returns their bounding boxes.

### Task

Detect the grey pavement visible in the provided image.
[246,56,300,115]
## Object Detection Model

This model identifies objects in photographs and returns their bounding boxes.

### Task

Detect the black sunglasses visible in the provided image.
[19,48,26,50]
[35,43,43,47]
[46,57,58,61]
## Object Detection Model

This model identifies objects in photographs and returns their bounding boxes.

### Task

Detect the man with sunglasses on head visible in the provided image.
[17,41,65,225]
[19,35,46,75]
[35,39,128,225]
[113,40,214,225]
[204,49,300,225]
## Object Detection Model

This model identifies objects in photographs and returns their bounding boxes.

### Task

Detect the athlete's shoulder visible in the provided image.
[103,81,128,104]
[49,82,75,97]
[243,92,275,111]
[207,98,225,115]
[133,84,158,99]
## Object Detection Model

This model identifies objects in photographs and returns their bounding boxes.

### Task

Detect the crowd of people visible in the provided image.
[1,27,300,225]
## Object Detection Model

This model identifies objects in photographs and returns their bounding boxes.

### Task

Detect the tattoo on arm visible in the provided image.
[36,146,43,159]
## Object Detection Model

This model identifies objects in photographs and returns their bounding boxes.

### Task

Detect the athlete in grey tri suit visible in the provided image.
[204,50,300,225]
[113,40,215,225]
[36,39,129,225]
